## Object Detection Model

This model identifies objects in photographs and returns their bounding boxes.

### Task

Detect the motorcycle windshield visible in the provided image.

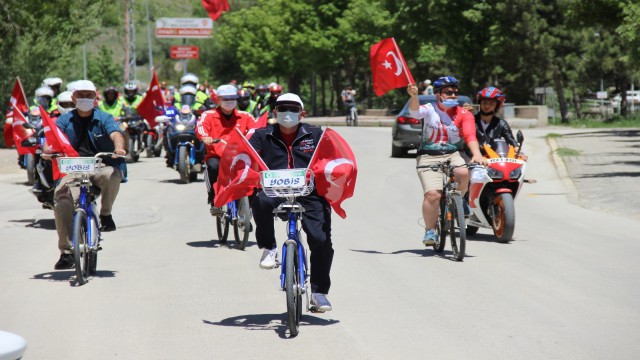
[181,94,195,107]
[492,139,509,157]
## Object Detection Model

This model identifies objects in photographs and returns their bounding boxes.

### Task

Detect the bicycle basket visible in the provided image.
[260,169,314,198]
[56,157,100,174]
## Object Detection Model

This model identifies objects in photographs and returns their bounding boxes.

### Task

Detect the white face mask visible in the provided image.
[58,106,75,115]
[220,100,237,112]
[75,98,95,112]
[276,111,300,128]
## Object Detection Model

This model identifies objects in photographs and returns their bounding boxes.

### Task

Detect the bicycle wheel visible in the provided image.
[433,197,447,253]
[449,194,467,261]
[88,216,98,275]
[233,197,251,250]
[352,108,358,126]
[216,204,230,244]
[285,242,301,337]
[72,210,89,285]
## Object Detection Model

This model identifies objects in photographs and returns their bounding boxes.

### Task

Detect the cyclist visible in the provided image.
[42,80,127,270]
[248,93,334,312]
[407,76,487,247]
[341,86,356,109]
[196,84,253,214]
[422,79,434,95]
[474,87,527,160]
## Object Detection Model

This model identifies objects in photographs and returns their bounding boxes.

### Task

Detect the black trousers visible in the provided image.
[251,191,334,294]
[205,157,220,204]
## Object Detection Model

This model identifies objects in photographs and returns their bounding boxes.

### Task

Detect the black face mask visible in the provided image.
[480,110,495,116]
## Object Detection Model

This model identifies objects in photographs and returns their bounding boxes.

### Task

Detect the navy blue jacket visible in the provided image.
[248,123,323,170]
[56,108,127,181]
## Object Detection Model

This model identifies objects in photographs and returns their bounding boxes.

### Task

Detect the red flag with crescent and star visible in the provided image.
[307,128,357,219]
[41,105,79,180]
[213,128,268,207]
[11,109,36,156]
[201,0,230,21]
[370,37,415,96]
[137,69,164,128]
[4,77,29,148]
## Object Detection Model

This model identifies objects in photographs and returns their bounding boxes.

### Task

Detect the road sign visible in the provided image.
[155,18,213,38]
[170,46,200,59]
[596,91,608,99]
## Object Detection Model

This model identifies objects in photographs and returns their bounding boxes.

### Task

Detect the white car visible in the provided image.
[611,90,640,108]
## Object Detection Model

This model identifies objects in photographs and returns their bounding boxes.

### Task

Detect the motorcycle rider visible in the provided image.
[123,82,143,113]
[259,83,283,116]
[173,73,214,112]
[98,86,125,118]
[407,76,487,247]
[196,84,253,214]
[248,93,335,312]
[237,88,258,118]
[255,84,269,105]
[42,80,127,270]
[42,77,63,106]
[474,87,528,161]
[31,86,57,114]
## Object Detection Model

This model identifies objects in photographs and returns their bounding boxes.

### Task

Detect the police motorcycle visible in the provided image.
[156,104,205,184]
[118,107,148,163]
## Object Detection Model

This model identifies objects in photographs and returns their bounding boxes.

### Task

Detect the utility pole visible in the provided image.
[145,0,153,73]
[124,0,137,83]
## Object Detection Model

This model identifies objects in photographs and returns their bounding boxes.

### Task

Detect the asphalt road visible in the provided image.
[1,126,639,359]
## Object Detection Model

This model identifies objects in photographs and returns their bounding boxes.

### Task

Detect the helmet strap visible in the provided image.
[480,110,495,116]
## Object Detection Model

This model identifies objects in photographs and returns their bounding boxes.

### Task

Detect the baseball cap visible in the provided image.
[72,80,97,93]
[217,84,238,99]
[275,93,304,109]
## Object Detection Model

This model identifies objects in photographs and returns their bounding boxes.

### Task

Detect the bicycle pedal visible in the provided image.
[309,306,325,314]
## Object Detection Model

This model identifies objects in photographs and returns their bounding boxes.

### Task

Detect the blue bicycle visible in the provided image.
[56,153,119,285]
[260,168,315,337]
[214,197,251,250]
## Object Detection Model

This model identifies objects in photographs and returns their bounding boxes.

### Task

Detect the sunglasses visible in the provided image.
[276,105,302,113]
[441,91,459,96]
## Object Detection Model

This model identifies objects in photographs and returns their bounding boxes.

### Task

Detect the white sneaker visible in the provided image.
[259,248,278,269]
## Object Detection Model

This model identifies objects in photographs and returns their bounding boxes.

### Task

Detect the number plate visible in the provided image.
[262,169,306,188]
[58,158,96,173]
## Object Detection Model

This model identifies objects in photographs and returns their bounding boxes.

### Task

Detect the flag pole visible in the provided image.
[16,77,27,106]
[391,38,413,84]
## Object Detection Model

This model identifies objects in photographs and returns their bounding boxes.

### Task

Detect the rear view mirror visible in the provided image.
[516,130,524,145]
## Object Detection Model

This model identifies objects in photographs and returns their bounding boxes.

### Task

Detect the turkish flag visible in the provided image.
[213,128,268,207]
[11,110,36,156]
[201,0,230,21]
[4,77,29,147]
[137,69,165,128]
[41,106,79,180]
[246,111,268,139]
[370,37,415,96]
[307,128,357,218]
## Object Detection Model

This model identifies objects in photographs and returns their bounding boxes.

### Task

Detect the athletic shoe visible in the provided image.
[310,293,332,312]
[423,229,437,246]
[259,248,278,269]
[99,215,116,232]
[54,253,74,270]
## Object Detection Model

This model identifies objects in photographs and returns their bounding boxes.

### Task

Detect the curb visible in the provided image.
[546,136,580,205]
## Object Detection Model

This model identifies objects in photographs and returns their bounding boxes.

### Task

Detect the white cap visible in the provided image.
[72,80,97,93]
[35,86,54,97]
[276,93,304,109]
[42,77,63,86]
[216,84,238,99]
[58,91,73,103]
[424,79,431,85]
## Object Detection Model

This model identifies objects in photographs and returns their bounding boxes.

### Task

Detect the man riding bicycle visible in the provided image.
[43,80,127,270]
[248,93,334,312]
[407,76,487,246]
[341,86,356,113]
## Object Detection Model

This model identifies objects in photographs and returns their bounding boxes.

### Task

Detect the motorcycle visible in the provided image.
[119,108,148,163]
[21,120,55,209]
[157,105,205,184]
[143,106,173,158]
[17,112,41,185]
[466,131,534,242]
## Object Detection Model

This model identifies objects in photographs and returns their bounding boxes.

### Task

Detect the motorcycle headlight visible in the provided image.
[487,167,504,180]
[175,124,186,131]
[510,167,522,180]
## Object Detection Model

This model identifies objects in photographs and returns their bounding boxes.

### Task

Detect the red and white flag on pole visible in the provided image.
[201,0,230,21]
[308,128,357,219]
[41,106,78,180]
[213,128,268,207]
[11,109,36,156]
[137,69,165,128]
[246,112,269,139]
[370,37,415,96]
[4,77,29,147]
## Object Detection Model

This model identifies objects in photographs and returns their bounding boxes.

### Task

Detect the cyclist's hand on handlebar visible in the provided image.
[471,154,489,166]
[113,148,127,158]
[202,137,214,145]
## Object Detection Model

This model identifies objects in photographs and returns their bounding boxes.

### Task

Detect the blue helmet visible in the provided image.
[433,76,459,93]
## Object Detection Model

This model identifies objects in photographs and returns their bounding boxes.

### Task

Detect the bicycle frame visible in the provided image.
[74,177,100,252]
[279,207,308,295]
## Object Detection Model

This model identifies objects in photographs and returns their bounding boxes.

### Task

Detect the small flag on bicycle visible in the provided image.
[370,37,415,96]
[41,106,78,180]
[308,128,357,219]
[214,128,268,207]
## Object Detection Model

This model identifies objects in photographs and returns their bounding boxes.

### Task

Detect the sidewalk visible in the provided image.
[549,128,640,220]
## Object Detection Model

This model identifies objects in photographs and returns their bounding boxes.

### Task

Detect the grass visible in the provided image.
[546,133,562,139]
[564,114,640,128]
[555,147,582,157]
